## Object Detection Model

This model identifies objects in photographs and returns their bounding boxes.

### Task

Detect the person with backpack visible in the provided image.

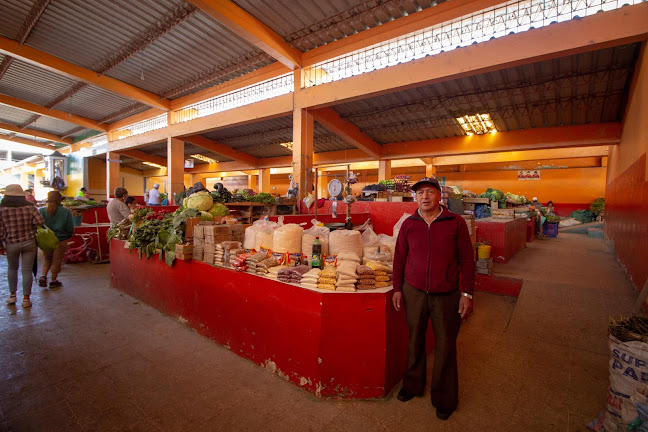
[0,184,45,308]
[38,191,74,290]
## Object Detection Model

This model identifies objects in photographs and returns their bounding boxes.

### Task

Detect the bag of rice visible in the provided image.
[273,224,303,254]
[329,229,363,259]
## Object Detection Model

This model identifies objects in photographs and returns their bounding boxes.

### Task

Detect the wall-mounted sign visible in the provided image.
[436,176,446,186]
[518,170,541,180]
[184,159,194,169]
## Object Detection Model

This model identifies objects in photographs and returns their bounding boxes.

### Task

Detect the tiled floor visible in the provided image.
[0,233,636,431]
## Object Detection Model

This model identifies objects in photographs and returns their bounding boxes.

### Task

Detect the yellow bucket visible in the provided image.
[477,244,491,260]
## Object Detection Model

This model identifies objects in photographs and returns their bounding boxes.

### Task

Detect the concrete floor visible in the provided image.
[0,232,637,432]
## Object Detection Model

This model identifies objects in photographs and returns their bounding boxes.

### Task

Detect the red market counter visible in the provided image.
[476,217,527,263]
[109,239,412,399]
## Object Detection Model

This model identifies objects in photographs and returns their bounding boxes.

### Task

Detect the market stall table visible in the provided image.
[109,239,417,399]
[475,217,527,263]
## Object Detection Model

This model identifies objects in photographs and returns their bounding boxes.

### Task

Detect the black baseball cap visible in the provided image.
[411,177,441,192]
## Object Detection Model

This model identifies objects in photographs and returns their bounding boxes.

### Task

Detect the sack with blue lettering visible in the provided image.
[600,336,648,432]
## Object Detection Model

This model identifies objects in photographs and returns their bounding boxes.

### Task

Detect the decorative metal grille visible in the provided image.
[172,74,294,124]
[302,0,644,88]
[112,114,168,141]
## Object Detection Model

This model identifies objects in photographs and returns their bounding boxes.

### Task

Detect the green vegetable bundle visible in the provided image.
[590,198,605,215]
[478,188,504,201]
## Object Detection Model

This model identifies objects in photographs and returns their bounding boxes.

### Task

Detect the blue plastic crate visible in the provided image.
[543,222,559,238]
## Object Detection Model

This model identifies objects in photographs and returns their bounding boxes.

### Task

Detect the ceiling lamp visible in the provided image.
[143,161,165,169]
[190,154,217,163]
[456,113,497,135]
[279,142,293,151]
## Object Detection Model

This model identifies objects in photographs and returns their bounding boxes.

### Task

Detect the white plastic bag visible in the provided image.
[255,228,274,250]
[378,234,397,262]
[302,219,330,265]
[329,229,363,259]
[361,227,379,246]
[273,224,303,254]
[393,213,412,238]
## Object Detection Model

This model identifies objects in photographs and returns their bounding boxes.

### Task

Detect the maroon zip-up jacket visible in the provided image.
[393,206,475,295]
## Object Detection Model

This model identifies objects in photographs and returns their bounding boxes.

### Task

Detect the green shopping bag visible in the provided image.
[35,225,59,251]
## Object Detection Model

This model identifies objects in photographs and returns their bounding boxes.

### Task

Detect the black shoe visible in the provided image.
[436,408,454,420]
[397,388,415,402]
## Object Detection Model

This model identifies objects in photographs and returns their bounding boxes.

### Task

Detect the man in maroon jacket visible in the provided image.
[392,177,475,420]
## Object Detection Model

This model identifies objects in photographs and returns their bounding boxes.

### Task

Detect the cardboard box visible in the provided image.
[476,258,493,269]
[185,217,202,239]
[175,251,192,261]
[463,203,476,211]
[202,253,215,264]
[476,267,492,275]
[193,225,204,240]
[175,242,193,254]
[204,244,216,255]
[192,250,203,261]
[492,209,515,219]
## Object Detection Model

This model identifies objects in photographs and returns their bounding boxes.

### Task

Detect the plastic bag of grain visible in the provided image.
[393,213,412,238]
[329,229,363,260]
[361,227,379,246]
[244,219,276,250]
[255,228,274,251]
[378,234,397,262]
[302,220,329,266]
[272,223,303,254]
[363,247,391,263]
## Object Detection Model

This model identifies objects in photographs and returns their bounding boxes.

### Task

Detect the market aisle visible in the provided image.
[0,233,636,432]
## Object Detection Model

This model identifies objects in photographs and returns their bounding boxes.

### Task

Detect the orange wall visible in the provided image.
[605,43,648,293]
[444,167,606,203]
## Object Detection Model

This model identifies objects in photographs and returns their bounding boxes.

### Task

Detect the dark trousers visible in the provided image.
[402,281,461,410]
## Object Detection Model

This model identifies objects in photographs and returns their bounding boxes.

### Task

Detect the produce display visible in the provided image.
[62,198,99,207]
[505,192,527,205]
[590,198,605,215]
[478,188,504,201]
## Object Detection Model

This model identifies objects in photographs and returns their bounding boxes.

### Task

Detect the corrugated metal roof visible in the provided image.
[29,115,85,136]
[236,0,439,52]
[333,44,639,144]
[106,11,269,97]
[58,85,149,122]
[0,105,37,126]
[0,58,78,107]
[0,0,33,40]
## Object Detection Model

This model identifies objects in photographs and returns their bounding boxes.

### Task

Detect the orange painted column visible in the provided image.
[378,160,392,181]
[258,168,271,193]
[106,151,121,199]
[426,164,437,178]
[248,173,258,191]
[167,137,185,200]
[293,69,314,200]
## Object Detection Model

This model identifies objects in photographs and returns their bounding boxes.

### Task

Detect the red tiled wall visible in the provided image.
[605,154,648,292]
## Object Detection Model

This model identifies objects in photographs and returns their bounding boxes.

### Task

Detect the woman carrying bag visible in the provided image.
[0,184,45,308]
[38,191,74,289]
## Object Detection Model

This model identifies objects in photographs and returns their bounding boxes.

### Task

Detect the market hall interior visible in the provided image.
[0,231,634,432]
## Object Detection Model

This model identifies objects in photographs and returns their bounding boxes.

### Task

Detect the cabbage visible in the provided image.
[199,211,213,221]
[184,191,213,211]
[208,203,230,217]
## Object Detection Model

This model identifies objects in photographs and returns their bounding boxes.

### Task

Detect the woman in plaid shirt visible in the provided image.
[0,184,44,308]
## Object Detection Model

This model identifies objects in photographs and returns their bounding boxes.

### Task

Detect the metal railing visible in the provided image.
[302,0,645,88]
[172,73,294,124]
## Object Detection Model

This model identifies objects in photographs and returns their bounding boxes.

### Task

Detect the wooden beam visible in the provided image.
[107,128,169,152]
[120,149,168,167]
[0,135,59,151]
[0,35,170,111]
[0,94,108,132]
[303,0,508,67]
[378,160,392,181]
[312,107,382,159]
[188,0,302,69]
[108,108,166,131]
[382,124,621,159]
[297,3,648,108]
[432,145,610,166]
[184,134,259,167]
[0,121,72,145]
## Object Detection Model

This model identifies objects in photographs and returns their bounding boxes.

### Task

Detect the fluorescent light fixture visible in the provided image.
[190,154,217,163]
[456,113,497,135]
[143,161,165,169]
[279,142,293,151]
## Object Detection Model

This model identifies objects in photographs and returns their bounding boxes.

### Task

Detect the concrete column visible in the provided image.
[106,151,121,199]
[248,174,258,190]
[378,160,392,181]
[426,164,437,178]
[292,107,314,200]
[258,168,271,193]
[167,137,185,200]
